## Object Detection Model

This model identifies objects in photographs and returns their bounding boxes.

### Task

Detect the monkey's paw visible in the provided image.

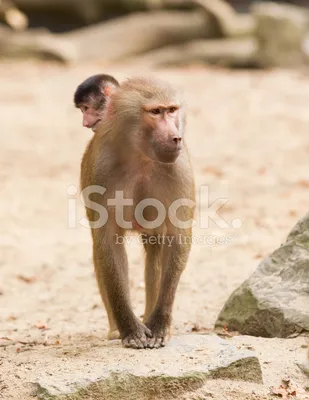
[145,316,171,349]
[122,322,152,349]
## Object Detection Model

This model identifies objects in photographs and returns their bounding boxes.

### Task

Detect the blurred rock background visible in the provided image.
[0,0,308,67]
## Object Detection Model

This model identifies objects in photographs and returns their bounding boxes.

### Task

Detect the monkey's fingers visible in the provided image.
[145,326,152,338]
[147,335,166,349]
[122,324,152,349]
[122,335,147,349]
[123,337,146,349]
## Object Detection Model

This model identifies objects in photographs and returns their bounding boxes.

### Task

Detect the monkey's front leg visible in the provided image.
[145,236,191,348]
[92,229,152,349]
[143,237,163,323]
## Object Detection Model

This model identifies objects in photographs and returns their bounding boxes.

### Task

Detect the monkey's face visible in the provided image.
[141,105,183,164]
[78,104,103,131]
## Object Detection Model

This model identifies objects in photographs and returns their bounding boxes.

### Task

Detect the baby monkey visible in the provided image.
[74,74,119,131]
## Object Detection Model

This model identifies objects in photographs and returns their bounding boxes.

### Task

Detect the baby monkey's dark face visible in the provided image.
[74,74,119,132]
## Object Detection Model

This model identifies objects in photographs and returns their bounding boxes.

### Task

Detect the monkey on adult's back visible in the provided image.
[74,74,119,131]
[80,76,195,349]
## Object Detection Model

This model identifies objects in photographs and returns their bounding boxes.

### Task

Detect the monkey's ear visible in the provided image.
[103,84,118,97]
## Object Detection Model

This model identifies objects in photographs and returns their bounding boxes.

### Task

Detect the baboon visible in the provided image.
[80,77,195,349]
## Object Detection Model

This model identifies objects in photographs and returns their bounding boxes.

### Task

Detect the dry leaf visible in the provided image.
[17,275,37,284]
[202,166,224,178]
[297,180,309,188]
[270,381,298,399]
[254,219,266,228]
[253,253,264,259]
[34,322,48,330]
[270,385,289,399]
[257,167,267,175]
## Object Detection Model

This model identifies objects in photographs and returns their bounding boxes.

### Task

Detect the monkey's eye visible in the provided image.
[150,108,161,115]
[169,107,177,114]
[80,105,89,113]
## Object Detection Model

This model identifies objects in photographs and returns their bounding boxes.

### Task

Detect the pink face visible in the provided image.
[79,104,102,131]
[142,104,183,163]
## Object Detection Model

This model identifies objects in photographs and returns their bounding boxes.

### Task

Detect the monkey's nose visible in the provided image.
[172,137,182,147]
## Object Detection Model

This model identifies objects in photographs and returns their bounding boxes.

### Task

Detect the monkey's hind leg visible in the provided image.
[102,289,120,340]
[93,251,120,340]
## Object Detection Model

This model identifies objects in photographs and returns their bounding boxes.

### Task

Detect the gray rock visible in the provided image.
[252,2,309,67]
[31,335,262,400]
[216,212,309,338]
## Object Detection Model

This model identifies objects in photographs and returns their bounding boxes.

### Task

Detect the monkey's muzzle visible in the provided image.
[156,146,181,163]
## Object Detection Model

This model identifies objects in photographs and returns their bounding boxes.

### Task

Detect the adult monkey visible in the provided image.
[74,74,119,131]
[80,77,195,349]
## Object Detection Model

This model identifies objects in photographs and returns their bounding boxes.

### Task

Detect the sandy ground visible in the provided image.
[0,60,309,399]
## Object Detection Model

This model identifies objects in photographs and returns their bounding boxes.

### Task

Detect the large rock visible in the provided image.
[252,2,309,67]
[30,335,261,399]
[216,213,309,338]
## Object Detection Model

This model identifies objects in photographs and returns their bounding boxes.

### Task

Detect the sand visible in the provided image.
[0,60,308,399]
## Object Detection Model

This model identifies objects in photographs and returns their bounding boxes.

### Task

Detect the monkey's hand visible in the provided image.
[121,319,152,349]
[145,312,171,349]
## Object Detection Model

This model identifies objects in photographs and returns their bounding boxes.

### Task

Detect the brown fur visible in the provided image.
[80,77,195,349]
